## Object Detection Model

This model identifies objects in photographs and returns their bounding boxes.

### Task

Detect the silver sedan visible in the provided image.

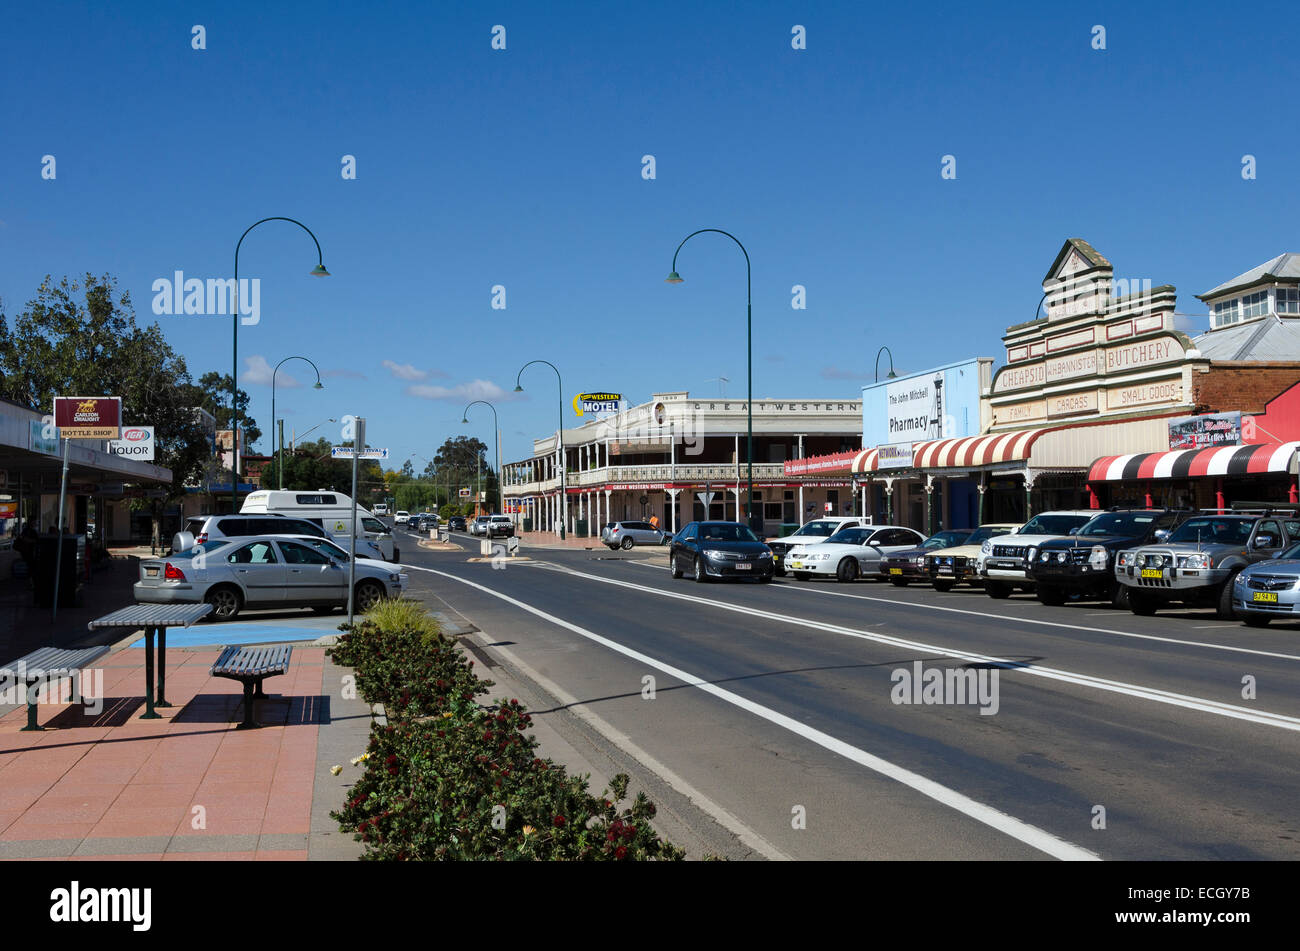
[134,535,405,621]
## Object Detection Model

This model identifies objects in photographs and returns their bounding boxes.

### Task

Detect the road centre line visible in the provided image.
[617,559,1300,663]
[486,561,1300,732]
[405,563,1100,861]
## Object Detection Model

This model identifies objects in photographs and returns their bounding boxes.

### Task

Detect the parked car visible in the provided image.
[178,514,388,563]
[373,504,389,516]
[414,513,440,532]
[980,510,1097,599]
[238,490,398,561]
[447,516,467,532]
[1115,509,1300,618]
[785,525,925,582]
[1027,508,1192,607]
[486,515,514,538]
[394,511,411,526]
[669,521,774,582]
[766,517,872,576]
[601,520,668,550]
[1231,539,1300,626]
[924,523,1021,591]
[134,535,406,621]
[879,529,973,586]
[469,515,490,537]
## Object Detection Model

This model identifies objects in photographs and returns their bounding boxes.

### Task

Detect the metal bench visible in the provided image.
[210,645,293,730]
[4,646,111,731]
[88,603,213,719]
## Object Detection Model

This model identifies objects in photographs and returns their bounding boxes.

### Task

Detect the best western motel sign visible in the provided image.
[53,397,122,439]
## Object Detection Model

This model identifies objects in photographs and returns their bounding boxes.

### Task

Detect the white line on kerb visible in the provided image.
[621,559,1300,663]
[406,563,1100,861]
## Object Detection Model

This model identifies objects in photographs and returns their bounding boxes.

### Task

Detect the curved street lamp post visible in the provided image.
[231,217,328,514]
[271,356,324,490]
[515,360,566,539]
[462,400,502,518]
[667,229,756,531]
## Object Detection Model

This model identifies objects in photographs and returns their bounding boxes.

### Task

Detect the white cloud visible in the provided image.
[405,379,518,403]
[244,355,299,387]
[383,360,430,381]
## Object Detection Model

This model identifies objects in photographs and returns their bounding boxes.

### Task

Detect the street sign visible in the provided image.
[108,426,155,460]
[331,447,389,460]
[697,492,715,511]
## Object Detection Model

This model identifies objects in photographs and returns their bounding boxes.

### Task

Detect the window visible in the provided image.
[1213,299,1240,327]
[1278,288,1300,314]
[295,494,338,505]
[229,542,276,565]
[280,541,332,565]
[1243,291,1268,319]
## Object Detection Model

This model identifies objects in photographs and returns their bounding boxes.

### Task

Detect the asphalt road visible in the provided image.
[396,529,1300,861]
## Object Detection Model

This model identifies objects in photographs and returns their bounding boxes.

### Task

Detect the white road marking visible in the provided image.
[406,563,1100,861]
[620,559,1300,662]
[464,561,1300,732]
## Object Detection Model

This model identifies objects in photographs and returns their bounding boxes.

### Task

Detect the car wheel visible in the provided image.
[1036,584,1066,606]
[621,537,634,551]
[792,572,810,581]
[1243,613,1270,627]
[355,580,385,613]
[1128,590,1157,616]
[1108,582,1130,610]
[204,585,242,621]
[932,579,955,593]
[985,581,1012,599]
[693,556,708,583]
[890,577,909,587]
[670,555,683,579]
[1215,575,1240,620]
[836,558,859,583]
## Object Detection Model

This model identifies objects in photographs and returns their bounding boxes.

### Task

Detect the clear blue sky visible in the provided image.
[2,0,1297,468]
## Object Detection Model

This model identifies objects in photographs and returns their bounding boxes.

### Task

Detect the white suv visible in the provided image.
[394,511,411,526]
[980,510,1097,599]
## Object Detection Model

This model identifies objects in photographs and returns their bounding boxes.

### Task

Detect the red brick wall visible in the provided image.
[1191,364,1300,415]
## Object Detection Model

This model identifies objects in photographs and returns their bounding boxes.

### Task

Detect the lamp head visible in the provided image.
[310,264,330,277]
[313,381,323,390]
[665,271,684,284]
[887,370,897,379]
[513,384,524,392]
[461,417,468,424]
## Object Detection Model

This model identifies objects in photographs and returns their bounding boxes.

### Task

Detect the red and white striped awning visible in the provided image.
[1087,442,1300,482]
[912,429,1054,470]
[850,447,878,473]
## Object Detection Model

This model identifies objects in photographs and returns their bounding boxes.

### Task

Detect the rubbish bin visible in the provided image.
[523,518,533,533]
[34,533,83,608]
[575,519,589,538]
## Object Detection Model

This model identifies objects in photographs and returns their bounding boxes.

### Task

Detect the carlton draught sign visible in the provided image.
[53,397,121,439]
[108,426,155,460]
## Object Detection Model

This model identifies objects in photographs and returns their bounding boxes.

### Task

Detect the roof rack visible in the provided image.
[1228,501,1300,515]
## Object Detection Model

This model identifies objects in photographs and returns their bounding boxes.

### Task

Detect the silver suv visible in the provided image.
[1115,510,1300,618]
[601,521,668,550]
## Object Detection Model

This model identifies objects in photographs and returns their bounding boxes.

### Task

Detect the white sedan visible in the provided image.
[785,525,926,582]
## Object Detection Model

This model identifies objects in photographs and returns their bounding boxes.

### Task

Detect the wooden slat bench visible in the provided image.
[210,645,293,730]
[4,646,112,731]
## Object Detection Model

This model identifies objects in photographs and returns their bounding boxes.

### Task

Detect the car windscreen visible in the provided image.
[1018,514,1092,535]
[967,525,1014,544]
[924,530,970,549]
[827,528,872,545]
[698,524,759,543]
[794,521,841,537]
[1167,518,1254,545]
[1077,512,1158,537]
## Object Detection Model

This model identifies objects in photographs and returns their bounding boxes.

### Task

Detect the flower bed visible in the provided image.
[329,599,684,860]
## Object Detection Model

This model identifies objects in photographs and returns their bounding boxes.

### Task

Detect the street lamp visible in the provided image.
[874,346,897,382]
[231,217,329,514]
[271,356,324,490]
[515,360,566,539]
[294,417,337,449]
[667,228,756,530]
[462,400,501,517]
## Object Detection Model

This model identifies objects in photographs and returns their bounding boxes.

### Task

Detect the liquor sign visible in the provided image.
[108,425,155,460]
[53,397,121,439]
[1168,412,1242,450]
[573,392,624,416]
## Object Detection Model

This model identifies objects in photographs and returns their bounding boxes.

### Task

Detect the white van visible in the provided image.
[240,490,399,561]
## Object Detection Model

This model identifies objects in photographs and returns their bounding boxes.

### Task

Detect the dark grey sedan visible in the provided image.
[669,521,774,583]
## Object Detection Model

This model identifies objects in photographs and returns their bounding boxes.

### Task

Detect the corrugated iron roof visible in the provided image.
[1193,314,1300,361]
[1197,252,1300,300]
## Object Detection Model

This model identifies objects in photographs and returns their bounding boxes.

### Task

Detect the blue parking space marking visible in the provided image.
[129,623,334,649]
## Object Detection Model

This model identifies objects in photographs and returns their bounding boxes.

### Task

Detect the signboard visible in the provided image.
[697,491,715,511]
[1105,379,1181,411]
[1168,412,1242,450]
[108,425,155,460]
[876,442,914,470]
[53,397,121,439]
[573,392,624,416]
[885,375,940,443]
[459,487,471,498]
[330,447,390,460]
[1047,391,1099,419]
[29,420,58,455]
[784,451,857,476]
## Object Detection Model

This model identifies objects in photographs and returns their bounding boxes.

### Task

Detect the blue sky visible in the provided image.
[2,0,1298,468]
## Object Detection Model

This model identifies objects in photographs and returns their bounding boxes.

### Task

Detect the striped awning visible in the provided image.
[1087,442,1300,482]
[850,447,878,473]
[912,428,1054,470]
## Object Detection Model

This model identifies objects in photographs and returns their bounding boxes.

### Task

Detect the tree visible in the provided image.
[180,371,262,449]
[0,274,213,541]
[278,436,383,501]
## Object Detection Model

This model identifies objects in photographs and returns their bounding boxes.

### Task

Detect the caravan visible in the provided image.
[240,490,399,561]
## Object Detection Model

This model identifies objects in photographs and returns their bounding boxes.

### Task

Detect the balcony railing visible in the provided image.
[505,463,790,494]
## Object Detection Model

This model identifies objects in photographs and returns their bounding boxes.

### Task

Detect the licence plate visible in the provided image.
[1252,591,1278,603]
[994,562,1015,569]
[938,567,952,575]
[145,567,159,578]
[1141,568,1162,579]
[735,563,751,571]
[889,568,902,575]
[790,561,803,569]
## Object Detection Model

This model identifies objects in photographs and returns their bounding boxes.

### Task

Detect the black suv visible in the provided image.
[1027,508,1192,607]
